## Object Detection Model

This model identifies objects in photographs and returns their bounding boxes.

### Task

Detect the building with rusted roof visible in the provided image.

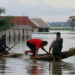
[0,16,38,28]
[0,16,39,41]
[0,16,50,32]
[10,16,38,29]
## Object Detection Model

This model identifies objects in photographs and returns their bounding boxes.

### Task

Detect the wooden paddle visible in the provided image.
[8,43,17,51]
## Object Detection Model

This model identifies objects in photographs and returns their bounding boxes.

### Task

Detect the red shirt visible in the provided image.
[28,39,43,51]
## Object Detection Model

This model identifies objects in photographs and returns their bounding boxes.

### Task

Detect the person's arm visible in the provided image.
[49,47,51,53]
[4,43,11,50]
[49,39,55,53]
[41,47,49,54]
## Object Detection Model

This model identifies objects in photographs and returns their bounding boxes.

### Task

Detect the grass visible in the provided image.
[50,27,75,31]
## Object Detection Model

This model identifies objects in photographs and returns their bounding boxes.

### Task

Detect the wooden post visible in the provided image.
[27,28,28,41]
[9,29,11,43]
[18,29,20,42]
[13,29,16,42]
[23,29,24,42]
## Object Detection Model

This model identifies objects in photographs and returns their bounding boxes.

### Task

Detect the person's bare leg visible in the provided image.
[58,57,61,62]
[25,50,32,54]
[53,56,55,62]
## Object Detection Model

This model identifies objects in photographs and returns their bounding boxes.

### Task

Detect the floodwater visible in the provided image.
[0,30,75,75]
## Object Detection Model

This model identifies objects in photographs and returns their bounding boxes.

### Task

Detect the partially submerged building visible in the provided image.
[0,16,38,41]
[10,16,38,30]
[10,16,39,40]
[31,18,50,32]
[0,16,50,33]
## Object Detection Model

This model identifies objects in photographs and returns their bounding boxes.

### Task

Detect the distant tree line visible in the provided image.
[48,22,70,27]
[0,8,14,31]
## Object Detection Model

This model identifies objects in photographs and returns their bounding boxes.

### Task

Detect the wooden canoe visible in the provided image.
[0,48,75,60]
[0,53,23,58]
[30,48,75,60]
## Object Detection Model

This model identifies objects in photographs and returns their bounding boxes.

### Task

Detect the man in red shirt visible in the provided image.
[25,39,49,57]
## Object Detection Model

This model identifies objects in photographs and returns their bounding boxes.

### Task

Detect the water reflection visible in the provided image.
[0,57,6,75]
[26,60,75,75]
[50,61,75,75]
[27,60,43,75]
[0,57,74,75]
[52,62,62,75]
[62,62,75,75]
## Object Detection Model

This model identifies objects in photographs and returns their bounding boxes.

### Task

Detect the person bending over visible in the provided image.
[25,39,49,57]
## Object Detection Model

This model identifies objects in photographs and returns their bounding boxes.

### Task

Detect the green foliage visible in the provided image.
[0,8,14,31]
[67,17,75,29]
[0,8,5,14]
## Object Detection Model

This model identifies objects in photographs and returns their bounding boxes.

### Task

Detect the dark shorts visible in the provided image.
[52,48,61,57]
[53,52,61,57]
[0,48,8,55]
[27,41,36,56]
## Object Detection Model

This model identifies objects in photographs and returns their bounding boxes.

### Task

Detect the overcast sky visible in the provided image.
[0,0,75,22]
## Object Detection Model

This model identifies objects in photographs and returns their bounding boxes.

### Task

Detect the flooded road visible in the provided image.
[0,30,75,75]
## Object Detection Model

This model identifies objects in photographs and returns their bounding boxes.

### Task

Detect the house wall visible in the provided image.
[3,25,33,43]
[38,28,49,32]
[32,28,38,32]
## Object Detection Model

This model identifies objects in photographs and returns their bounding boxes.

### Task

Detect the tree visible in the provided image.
[0,8,14,31]
[68,16,75,29]
[0,8,5,14]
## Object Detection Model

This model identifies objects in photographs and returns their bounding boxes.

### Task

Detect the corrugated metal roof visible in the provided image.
[31,18,50,28]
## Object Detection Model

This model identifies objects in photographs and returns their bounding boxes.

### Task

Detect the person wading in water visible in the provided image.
[0,35,10,55]
[49,32,63,62]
